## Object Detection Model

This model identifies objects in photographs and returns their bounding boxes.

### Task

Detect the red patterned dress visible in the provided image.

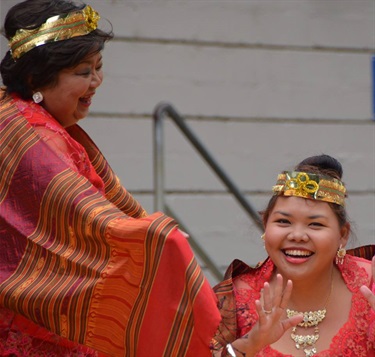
[212,253,375,356]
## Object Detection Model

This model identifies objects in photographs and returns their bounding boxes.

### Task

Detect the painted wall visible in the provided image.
[1,0,374,284]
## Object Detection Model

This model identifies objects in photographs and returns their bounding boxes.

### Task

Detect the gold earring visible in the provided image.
[261,233,266,249]
[336,244,346,265]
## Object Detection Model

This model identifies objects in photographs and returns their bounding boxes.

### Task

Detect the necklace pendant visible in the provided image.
[304,347,317,357]
[287,268,333,357]
[287,308,327,328]
[290,324,320,356]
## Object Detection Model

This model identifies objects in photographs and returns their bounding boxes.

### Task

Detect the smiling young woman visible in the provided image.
[211,154,375,357]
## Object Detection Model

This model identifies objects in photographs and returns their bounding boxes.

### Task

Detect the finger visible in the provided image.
[360,285,375,310]
[372,256,375,278]
[280,279,293,310]
[255,298,273,323]
[272,274,284,307]
[255,299,266,321]
[177,229,189,239]
[262,282,273,313]
[281,314,304,332]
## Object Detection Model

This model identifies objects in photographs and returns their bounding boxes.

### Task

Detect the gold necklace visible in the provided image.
[286,270,334,357]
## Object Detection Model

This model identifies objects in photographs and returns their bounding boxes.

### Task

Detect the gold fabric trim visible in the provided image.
[272,171,346,206]
[9,5,99,59]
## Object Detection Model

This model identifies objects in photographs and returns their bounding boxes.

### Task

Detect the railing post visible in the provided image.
[153,103,167,212]
[152,102,264,282]
[157,103,263,230]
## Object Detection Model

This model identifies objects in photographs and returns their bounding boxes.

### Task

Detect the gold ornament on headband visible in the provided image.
[9,5,100,60]
[273,171,346,206]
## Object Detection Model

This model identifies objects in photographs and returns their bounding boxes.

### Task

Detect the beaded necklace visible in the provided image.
[286,270,334,357]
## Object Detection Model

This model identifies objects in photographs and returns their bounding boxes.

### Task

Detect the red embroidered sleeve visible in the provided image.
[233,259,273,337]
[329,256,375,356]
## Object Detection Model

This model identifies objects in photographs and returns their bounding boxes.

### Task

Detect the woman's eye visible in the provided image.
[310,222,323,227]
[77,71,90,76]
[276,219,290,224]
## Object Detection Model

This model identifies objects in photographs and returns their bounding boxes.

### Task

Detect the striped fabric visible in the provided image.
[0,92,220,356]
[347,245,375,260]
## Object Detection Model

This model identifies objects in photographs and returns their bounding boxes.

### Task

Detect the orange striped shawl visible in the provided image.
[0,93,220,356]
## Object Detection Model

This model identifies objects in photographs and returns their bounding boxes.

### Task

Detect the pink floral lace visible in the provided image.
[234,255,375,357]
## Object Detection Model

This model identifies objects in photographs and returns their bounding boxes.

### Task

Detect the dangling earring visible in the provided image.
[32,91,43,104]
[261,233,266,249]
[336,244,346,265]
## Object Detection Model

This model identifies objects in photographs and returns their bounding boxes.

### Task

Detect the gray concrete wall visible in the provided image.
[1,0,374,285]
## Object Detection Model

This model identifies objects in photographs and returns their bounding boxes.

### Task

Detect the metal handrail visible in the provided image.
[153,102,263,281]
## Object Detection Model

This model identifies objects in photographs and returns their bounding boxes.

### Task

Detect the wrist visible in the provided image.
[221,343,246,357]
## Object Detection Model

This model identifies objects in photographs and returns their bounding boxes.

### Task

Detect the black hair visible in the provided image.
[262,154,349,229]
[0,0,113,99]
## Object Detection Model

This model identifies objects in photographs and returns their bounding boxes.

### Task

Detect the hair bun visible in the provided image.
[295,154,343,180]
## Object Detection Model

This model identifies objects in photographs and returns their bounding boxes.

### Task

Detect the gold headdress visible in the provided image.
[9,5,100,60]
[272,171,346,206]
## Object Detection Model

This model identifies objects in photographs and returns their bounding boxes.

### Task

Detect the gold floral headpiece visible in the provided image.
[272,171,346,206]
[9,5,100,60]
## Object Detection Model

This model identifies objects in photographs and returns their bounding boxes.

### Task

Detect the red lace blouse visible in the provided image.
[234,255,375,357]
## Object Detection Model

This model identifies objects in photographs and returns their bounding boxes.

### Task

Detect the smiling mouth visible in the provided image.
[283,249,314,258]
[79,96,92,105]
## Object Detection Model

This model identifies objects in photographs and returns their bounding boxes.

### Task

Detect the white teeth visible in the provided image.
[80,97,91,104]
[284,249,312,257]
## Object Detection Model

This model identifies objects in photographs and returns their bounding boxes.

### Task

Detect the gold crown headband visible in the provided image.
[272,171,346,206]
[9,5,100,60]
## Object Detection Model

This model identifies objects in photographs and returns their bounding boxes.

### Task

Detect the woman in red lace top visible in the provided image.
[211,154,375,357]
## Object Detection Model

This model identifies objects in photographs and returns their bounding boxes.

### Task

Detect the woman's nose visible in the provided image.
[91,71,102,88]
[287,228,308,241]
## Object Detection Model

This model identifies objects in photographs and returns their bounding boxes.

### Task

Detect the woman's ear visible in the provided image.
[339,222,350,247]
[26,76,36,96]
